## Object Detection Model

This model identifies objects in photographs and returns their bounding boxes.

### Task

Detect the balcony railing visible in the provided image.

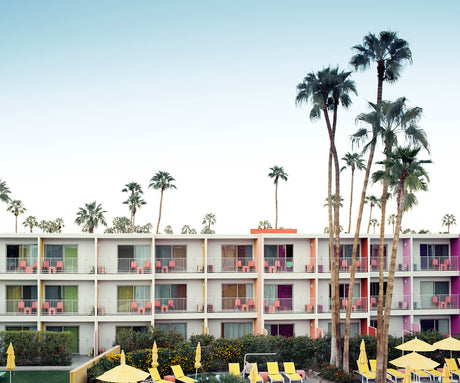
[317,296,368,313]
[41,299,81,315]
[6,259,38,274]
[98,297,200,315]
[41,258,78,274]
[369,295,411,311]
[206,258,256,273]
[155,258,186,273]
[417,257,457,271]
[413,294,458,310]
[264,258,293,273]
[263,297,292,312]
[206,296,256,313]
[3,299,38,315]
[317,258,367,273]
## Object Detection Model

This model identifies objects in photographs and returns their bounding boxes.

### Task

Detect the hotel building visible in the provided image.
[0,230,458,355]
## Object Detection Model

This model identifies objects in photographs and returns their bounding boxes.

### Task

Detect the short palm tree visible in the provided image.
[181,225,197,234]
[258,220,272,229]
[0,179,11,204]
[387,214,397,234]
[149,171,176,234]
[201,213,216,234]
[341,153,366,233]
[23,216,38,233]
[164,225,173,234]
[75,201,107,233]
[7,200,26,233]
[365,195,381,234]
[268,166,288,229]
[442,214,456,233]
[370,218,379,234]
[122,182,146,233]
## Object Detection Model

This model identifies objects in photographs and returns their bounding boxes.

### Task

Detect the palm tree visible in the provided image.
[296,66,356,367]
[387,214,397,233]
[201,213,216,234]
[7,200,26,233]
[351,30,412,105]
[164,225,173,234]
[122,182,146,233]
[181,225,197,234]
[52,218,64,233]
[149,171,176,234]
[0,179,11,204]
[342,153,366,233]
[373,146,431,380]
[323,195,344,208]
[365,195,381,233]
[442,214,456,233]
[268,166,288,229]
[370,218,379,234]
[258,220,272,229]
[105,216,131,233]
[75,201,107,233]
[22,216,38,233]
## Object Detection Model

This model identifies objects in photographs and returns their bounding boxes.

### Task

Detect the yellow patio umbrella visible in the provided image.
[390,352,439,371]
[402,362,411,383]
[442,364,451,383]
[433,336,460,372]
[195,342,201,378]
[6,343,15,383]
[97,350,150,383]
[357,340,368,372]
[151,342,159,381]
[396,337,435,352]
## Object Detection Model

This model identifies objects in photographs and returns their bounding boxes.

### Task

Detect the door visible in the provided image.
[64,326,79,353]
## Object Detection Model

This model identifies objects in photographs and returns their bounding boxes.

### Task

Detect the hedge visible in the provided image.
[0,331,72,366]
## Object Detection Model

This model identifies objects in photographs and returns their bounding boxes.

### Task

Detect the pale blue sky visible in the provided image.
[1,1,459,234]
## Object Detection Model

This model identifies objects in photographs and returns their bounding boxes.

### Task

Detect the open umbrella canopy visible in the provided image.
[6,343,15,371]
[433,336,460,351]
[97,351,150,383]
[390,352,439,371]
[402,362,411,383]
[357,340,368,371]
[395,338,435,352]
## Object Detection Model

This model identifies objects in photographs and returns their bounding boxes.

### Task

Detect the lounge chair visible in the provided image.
[356,361,375,383]
[283,362,302,383]
[229,363,240,376]
[411,369,431,381]
[171,365,198,383]
[149,367,172,383]
[424,368,442,380]
[446,359,460,379]
[369,359,403,382]
[251,363,264,383]
[267,362,284,383]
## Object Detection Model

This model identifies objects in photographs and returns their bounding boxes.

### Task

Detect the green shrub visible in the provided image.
[318,362,355,383]
[115,326,186,352]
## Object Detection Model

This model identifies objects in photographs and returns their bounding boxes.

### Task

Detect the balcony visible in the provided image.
[417,257,457,272]
[263,297,292,313]
[264,258,293,273]
[317,257,367,273]
[97,258,152,274]
[316,296,368,313]
[3,299,38,316]
[41,258,80,274]
[206,258,256,273]
[6,259,38,274]
[99,297,200,315]
[413,294,458,310]
[155,258,186,273]
[369,294,411,311]
[206,296,256,313]
[40,299,87,315]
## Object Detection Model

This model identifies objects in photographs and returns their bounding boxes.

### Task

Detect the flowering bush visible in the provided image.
[318,362,355,383]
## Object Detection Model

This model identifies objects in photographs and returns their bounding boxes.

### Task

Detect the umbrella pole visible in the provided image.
[195,368,197,379]
[9,370,11,383]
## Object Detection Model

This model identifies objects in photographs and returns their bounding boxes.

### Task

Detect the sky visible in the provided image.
[0,0,459,235]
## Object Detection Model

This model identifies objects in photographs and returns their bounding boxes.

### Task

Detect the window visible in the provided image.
[45,285,78,312]
[6,285,37,312]
[44,245,77,272]
[155,284,187,310]
[6,326,37,331]
[328,322,360,338]
[157,323,186,338]
[370,282,387,298]
[222,284,253,310]
[264,245,293,271]
[369,320,377,329]
[6,245,38,271]
[329,283,361,299]
[370,245,386,258]
[340,245,360,258]
[222,322,253,339]
[117,286,150,312]
[264,324,294,337]
[221,245,252,271]
[420,281,449,308]
[420,319,449,335]
[420,244,449,269]
[264,285,292,310]
[155,245,186,271]
[118,245,150,272]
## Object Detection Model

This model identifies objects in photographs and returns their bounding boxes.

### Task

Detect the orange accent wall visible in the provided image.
[310,279,316,307]
[310,238,316,264]
[250,229,297,234]
[309,319,316,338]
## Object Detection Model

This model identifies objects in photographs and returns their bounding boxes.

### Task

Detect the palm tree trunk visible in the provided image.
[367,204,373,233]
[156,190,164,234]
[347,168,354,233]
[15,215,18,233]
[377,61,384,105]
[343,143,376,372]
[275,182,278,229]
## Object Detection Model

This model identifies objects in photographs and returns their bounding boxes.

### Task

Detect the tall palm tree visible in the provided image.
[341,153,365,233]
[268,166,288,229]
[122,182,146,233]
[0,179,11,204]
[149,171,176,234]
[75,201,107,233]
[370,218,379,234]
[296,66,356,367]
[351,30,412,105]
[343,32,413,372]
[201,213,216,234]
[373,146,431,380]
[22,216,38,233]
[442,214,456,233]
[7,200,26,233]
[387,214,397,233]
[365,195,381,233]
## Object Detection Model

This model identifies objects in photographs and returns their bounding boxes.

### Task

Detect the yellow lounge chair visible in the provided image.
[356,360,375,383]
[171,365,198,383]
[267,362,284,383]
[369,359,403,382]
[283,362,302,383]
[424,368,442,379]
[149,367,171,383]
[229,363,240,376]
[251,363,264,383]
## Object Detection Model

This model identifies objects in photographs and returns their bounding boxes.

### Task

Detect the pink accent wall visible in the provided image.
[403,238,411,269]
[450,236,460,335]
